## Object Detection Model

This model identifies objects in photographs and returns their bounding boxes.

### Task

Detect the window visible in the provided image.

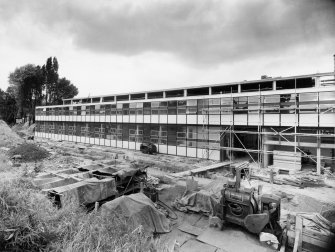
[234,97,248,114]
[208,99,220,114]
[168,101,177,115]
[263,95,280,114]
[299,93,318,113]
[319,91,335,113]
[177,126,186,146]
[177,100,186,115]
[198,99,209,115]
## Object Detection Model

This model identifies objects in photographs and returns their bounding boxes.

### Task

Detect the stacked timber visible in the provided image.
[272,150,301,174]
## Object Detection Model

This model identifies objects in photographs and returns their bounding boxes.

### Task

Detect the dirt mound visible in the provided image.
[9,143,49,162]
[0,120,23,147]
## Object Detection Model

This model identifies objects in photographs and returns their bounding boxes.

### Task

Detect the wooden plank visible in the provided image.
[296,215,303,252]
[293,230,301,252]
[287,230,329,250]
[171,161,232,178]
[279,229,287,252]
[178,223,204,236]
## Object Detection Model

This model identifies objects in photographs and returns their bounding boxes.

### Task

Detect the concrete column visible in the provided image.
[315,77,321,88]
[273,81,277,91]
[163,91,166,98]
[145,93,148,99]
[263,144,270,168]
[184,89,187,97]
[209,87,212,95]
[129,94,131,101]
[262,128,273,168]
[238,84,241,93]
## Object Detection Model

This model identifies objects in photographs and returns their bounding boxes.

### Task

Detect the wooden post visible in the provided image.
[293,215,303,252]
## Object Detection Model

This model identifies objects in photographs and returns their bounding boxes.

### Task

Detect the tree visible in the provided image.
[43,57,59,105]
[8,64,44,119]
[0,88,17,124]
[53,77,79,105]
[7,57,79,123]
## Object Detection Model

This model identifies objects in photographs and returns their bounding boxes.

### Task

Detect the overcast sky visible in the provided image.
[0,0,334,97]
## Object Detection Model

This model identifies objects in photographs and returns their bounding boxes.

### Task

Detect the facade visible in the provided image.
[35,72,335,173]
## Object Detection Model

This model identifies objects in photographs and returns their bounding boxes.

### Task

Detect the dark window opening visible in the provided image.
[241,81,272,92]
[187,87,209,96]
[64,100,71,105]
[92,97,100,103]
[148,92,164,99]
[81,98,91,104]
[276,79,295,90]
[116,95,129,101]
[296,78,315,89]
[166,90,184,98]
[131,93,145,100]
[212,85,238,94]
[103,96,114,102]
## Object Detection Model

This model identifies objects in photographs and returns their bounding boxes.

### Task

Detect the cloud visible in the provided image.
[1,0,334,66]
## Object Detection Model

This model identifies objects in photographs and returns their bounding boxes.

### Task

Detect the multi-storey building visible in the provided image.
[35,72,335,173]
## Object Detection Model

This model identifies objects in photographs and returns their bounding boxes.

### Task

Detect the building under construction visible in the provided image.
[35,72,335,174]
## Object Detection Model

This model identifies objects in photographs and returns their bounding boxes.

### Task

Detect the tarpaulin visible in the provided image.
[101,193,170,234]
[45,177,117,207]
[173,178,226,215]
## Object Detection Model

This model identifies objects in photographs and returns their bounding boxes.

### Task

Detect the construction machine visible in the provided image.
[219,166,282,236]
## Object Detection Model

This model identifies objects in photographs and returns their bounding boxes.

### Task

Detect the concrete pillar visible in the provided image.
[163,91,166,98]
[145,93,148,99]
[273,81,277,91]
[129,94,131,101]
[238,84,241,93]
[263,144,270,168]
[262,128,273,168]
[315,77,321,88]
[209,87,212,95]
[184,89,187,97]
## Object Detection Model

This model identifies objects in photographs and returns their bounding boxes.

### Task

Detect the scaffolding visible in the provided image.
[200,83,335,175]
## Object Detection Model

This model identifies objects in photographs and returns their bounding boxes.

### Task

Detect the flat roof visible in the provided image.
[63,72,335,101]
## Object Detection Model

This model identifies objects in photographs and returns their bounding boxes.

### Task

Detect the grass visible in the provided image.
[8,143,50,162]
[0,152,11,172]
[0,175,160,252]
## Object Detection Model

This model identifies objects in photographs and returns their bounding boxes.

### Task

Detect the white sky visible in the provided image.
[0,0,334,97]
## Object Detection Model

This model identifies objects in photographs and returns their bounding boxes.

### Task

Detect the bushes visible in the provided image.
[0,176,153,252]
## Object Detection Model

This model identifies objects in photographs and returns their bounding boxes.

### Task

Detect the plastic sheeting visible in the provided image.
[101,193,170,234]
[173,178,225,215]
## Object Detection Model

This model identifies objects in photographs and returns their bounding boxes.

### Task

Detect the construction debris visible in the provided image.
[259,232,279,249]
[286,212,335,252]
[33,165,147,207]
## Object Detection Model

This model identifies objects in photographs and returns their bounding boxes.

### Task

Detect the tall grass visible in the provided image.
[0,176,157,252]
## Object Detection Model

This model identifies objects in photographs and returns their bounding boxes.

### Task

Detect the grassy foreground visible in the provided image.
[0,175,158,252]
